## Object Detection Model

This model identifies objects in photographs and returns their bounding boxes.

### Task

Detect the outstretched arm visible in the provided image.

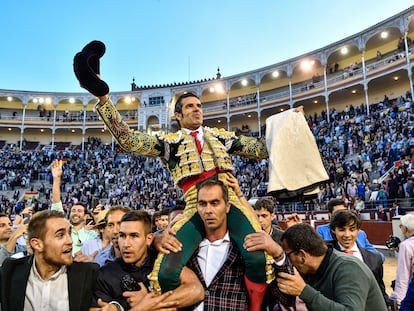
[229,106,305,160]
[124,267,204,310]
[94,97,163,157]
[50,160,64,212]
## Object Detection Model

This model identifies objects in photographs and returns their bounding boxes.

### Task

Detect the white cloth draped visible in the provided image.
[266,109,329,200]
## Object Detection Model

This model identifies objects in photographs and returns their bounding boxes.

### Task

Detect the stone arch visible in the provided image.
[146,115,160,134]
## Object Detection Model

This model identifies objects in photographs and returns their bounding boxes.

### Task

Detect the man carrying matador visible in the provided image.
[73,40,328,311]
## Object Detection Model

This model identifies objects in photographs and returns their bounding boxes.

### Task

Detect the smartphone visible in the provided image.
[22,213,31,225]
[86,218,94,225]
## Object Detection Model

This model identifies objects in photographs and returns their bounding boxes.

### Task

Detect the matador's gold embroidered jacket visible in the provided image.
[96,99,268,188]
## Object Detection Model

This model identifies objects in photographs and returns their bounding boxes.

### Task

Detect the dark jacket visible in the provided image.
[94,249,156,310]
[0,255,99,311]
[270,224,284,245]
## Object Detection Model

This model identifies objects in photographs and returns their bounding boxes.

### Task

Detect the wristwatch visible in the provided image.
[109,301,124,311]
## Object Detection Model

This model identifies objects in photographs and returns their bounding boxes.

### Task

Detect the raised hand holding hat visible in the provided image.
[73,40,109,96]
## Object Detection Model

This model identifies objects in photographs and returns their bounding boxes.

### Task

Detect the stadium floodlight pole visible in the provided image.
[82,100,88,153]
[287,64,293,109]
[257,86,261,137]
[361,51,370,116]
[52,101,58,150]
[19,101,27,150]
[226,82,230,132]
[322,60,330,124]
[403,32,414,99]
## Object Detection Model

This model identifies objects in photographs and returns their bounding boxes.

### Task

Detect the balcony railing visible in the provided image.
[0,48,411,127]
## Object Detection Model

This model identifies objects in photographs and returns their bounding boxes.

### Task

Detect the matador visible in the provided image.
[73,40,327,311]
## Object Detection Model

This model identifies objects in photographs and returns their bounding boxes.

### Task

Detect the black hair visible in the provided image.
[0,213,9,219]
[327,198,346,214]
[281,223,327,257]
[152,211,161,226]
[197,178,228,203]
[160,208,170,217]
[174,92,199,115]
[254,198,275,213]
[121,210,152,235]
[329,210,361,233]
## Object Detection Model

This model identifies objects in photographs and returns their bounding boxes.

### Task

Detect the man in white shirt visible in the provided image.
[0,210,99,311]
[329,210,390,308]
[316,198,385,261]
[187,178,249,310]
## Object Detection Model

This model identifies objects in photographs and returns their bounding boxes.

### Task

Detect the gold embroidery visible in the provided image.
[158,132,182,144]
[205,126,236,139]
[233,135,268,159]
[96,100,160,157]
[204,130,234,173]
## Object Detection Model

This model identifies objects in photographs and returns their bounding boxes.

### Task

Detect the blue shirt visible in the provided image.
[94,245,117,267]
[81,236,103,257]
[316,223,385,262]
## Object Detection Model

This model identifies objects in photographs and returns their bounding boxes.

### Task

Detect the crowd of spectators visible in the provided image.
[0,137,180,216]
[0,93,413,218]
[311,93,414,209]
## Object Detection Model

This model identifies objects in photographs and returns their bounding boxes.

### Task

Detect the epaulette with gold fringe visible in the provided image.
[204,126,236,139]
[157,131,183,144]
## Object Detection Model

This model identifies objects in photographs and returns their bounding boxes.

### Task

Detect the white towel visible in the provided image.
[266,109,329,201]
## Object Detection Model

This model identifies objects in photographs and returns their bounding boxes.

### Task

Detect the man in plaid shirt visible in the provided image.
[183,178,248,310]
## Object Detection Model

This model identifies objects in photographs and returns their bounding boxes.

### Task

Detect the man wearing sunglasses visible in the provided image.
[279,224,386,310]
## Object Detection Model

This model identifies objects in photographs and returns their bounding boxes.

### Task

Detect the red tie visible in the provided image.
[190,131,202,154]
[342,249,355,255]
